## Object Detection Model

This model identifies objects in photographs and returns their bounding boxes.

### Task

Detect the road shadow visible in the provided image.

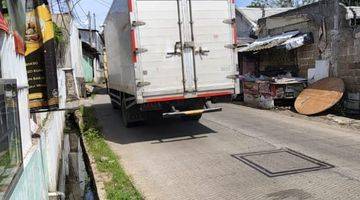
[92,103,217,145]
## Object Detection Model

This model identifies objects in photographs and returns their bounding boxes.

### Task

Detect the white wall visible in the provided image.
[0,33,32,156]
[0,29,68,194]
[41,52,68,192]
[70,21,84,79]
[93,57,105,84]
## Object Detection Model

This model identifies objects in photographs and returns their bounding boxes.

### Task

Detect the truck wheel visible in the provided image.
[121,98,133,127]
[111,100,120,109]
[181,114,202,121]
[121,95,144,127]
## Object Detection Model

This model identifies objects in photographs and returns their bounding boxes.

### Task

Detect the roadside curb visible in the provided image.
[74,109,107,200]
[326,114,360,128]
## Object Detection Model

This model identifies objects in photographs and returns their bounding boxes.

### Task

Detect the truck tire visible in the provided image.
[121,98,133,127]
[120,95,143,127]
[111,100,120,109]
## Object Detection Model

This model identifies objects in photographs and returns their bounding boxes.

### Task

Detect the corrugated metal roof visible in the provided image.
[345,6,360,20]
[238,31,299,52]
[236,7,294,26]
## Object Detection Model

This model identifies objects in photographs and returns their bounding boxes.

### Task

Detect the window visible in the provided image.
[0,79,22,199]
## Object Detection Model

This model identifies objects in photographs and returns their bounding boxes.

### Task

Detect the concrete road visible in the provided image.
[91,94,360,200]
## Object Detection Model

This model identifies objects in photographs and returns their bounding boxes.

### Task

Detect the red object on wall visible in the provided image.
[0,13,9,33]
[14,31,25,55]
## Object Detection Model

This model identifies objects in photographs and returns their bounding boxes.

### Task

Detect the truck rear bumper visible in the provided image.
[162,107,222,118]
[144,90,234,103]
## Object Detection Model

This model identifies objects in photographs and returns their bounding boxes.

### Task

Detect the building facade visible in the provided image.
[239,1,360,112]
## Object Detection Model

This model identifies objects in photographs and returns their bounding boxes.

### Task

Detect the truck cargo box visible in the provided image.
[104,0,239,104]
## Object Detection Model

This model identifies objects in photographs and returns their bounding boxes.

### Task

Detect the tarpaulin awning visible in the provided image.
[238,31,313,52]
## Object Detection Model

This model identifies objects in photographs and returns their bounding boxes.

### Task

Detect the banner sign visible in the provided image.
[25,0,58,112]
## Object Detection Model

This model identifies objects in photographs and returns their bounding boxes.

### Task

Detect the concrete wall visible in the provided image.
[53,14,84,98]
[69,22,84,80]
[236,10,254,38]
[9,137,49,200]
[69,22,85,97]
[0,17,69,199]
[337,30,360,93]
[0,33,32,157]
[0,32,49,199]
[93,57,105,84]
[42,68,67,192]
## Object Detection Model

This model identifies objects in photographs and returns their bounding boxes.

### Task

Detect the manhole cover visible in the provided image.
[232,148,334,177]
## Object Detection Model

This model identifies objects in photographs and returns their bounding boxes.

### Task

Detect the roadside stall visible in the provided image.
[238,31,313,108]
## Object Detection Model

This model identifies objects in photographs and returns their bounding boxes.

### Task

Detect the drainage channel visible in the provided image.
[65,113,97,200]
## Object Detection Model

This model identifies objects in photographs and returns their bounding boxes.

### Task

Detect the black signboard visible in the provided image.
[25,0,58,112]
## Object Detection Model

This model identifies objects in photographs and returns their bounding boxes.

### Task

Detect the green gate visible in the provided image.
[82,54,94,83]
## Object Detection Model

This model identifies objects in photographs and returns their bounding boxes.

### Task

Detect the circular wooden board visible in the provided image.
[295,77,345,115]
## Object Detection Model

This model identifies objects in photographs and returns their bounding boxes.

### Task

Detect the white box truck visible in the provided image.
[104,0,239,126]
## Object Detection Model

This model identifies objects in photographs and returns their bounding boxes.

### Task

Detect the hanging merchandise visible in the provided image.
[25,0,58,112]
[0,12,9,33]
[1,0,26,55]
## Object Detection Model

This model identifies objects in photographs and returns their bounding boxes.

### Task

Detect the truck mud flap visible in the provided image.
[162,107,222,118]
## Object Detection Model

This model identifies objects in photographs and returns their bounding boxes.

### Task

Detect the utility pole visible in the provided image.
[65,0,73,16]
[88,11,92,47]
[331,0,340,77]
[93,13,97,48]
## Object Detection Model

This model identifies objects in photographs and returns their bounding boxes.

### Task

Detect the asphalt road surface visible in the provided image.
[91,94,360,200]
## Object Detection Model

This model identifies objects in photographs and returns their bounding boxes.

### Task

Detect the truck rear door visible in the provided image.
[135,0,236,100]
[189,0,237,93]
[136,0,189,97]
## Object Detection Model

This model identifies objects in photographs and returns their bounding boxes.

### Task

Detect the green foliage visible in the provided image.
[248,0,268,7]
[0,151,10,168]
[0,151,11,187]
[53,22,64,44]
[80,106,143,200]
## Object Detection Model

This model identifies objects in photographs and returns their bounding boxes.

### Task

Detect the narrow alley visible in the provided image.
[90,94,360,200]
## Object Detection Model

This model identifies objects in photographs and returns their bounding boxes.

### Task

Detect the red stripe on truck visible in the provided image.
[232,23,237,44]
[145,96,185,103]
[229,0,236,44]
[128,0,133,12]
[145,91,233,103]
[130,29,137,63]
[197,91,233,98]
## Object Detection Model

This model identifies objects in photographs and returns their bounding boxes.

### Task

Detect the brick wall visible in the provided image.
[337,33,360,92]
[296,44,317,78]
[258,48,297,74]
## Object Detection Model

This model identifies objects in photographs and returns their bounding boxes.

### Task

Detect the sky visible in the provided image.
[70,0,113,30]
[71,0,251,30]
